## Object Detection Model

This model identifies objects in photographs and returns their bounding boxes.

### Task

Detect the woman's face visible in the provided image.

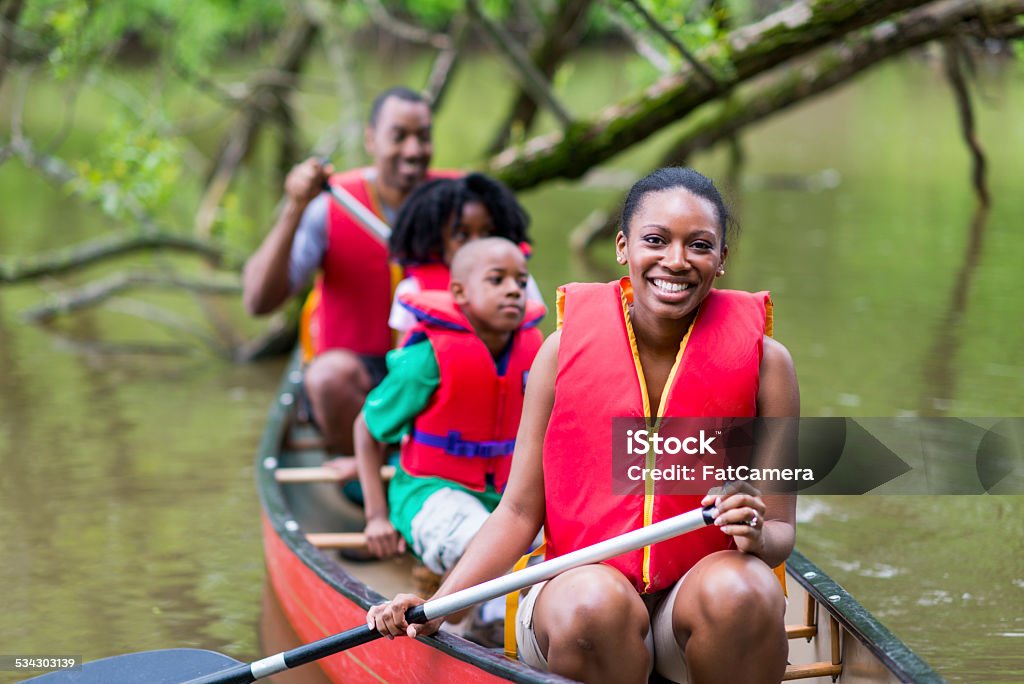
[615,187,727,324]
[442,200,494,265]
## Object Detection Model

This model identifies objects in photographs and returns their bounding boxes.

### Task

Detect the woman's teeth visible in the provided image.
[652,279,691,293]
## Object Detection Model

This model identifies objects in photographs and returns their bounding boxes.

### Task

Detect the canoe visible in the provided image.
[257,351,943,683]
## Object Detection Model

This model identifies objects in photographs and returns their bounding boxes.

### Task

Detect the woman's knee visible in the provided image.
[676,552,785,634]
[535,566,648,652]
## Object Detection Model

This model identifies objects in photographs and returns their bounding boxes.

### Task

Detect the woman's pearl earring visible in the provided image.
[717,268,726,276]
[617,256,626,264]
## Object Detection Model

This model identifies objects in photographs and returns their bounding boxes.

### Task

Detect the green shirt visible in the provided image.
[364,340,502,542]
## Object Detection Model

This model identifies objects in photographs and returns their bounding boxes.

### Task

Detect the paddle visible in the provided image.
[318,163,392,243]
[26,505,716,684]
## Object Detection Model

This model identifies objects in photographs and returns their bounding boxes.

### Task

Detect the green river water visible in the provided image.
[1,48,1022,682]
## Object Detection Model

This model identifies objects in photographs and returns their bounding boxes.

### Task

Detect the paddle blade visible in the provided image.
[21,649,243,684]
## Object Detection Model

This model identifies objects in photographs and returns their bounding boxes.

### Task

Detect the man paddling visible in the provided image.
[243,87,458,456]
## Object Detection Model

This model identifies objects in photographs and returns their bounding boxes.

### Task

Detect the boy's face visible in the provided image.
[452,245,529,335]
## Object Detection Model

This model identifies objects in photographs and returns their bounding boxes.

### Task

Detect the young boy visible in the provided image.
[353,237,545,574]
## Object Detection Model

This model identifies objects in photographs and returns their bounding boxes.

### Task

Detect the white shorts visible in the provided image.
[408,487,491,575]
[515,573,690,683]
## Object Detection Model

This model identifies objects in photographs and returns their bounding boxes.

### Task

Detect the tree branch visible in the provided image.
[102,297,231,357]
[425,14,469,111]
[364,0,451,49]
[0,233,226,284]
[489,0,945,190]
[573,0,1023,249]
[8,133,172,234]
[486,0,593,152]
[303,0,364,167]
[193,15,319,238]
[605,2,673,74]
[622,0,719,87]
[467,0,574,129]
[21,271,241,323]
[943,37,989,207]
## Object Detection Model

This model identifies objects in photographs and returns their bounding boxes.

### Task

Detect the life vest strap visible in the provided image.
[411,429,515,458]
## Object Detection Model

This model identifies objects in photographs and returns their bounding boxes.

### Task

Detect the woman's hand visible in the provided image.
[366,593,444,639]
[702,481,768,556]
[364,516,406,559]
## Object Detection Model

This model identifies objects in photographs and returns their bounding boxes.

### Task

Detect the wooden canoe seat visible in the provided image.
[782,593,843,681]
[276,465,396,483]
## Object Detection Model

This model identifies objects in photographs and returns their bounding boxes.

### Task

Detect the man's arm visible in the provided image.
[243,158,331,315]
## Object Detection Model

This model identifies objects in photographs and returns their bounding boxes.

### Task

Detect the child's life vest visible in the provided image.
[398,290,546,492]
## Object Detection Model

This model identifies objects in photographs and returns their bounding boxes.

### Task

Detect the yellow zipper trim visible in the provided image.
[620,282,698,591]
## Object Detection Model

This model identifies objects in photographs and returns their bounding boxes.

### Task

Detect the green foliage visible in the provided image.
[20,0,287,78]
[601,0,733,77]
[69,115,183,222]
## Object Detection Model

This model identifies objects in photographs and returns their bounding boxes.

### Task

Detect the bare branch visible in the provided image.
[8,133,170,233]
[193,15,319,238]
[487,0,593,153]
[605,2,673,74]
[467,0,574,129]
[22,271,241,323]
[104,297,230,357]
[622,0,719,86]
[425,14,470,111]
[0,233,226,284]
[41,329,198,358]
[365,0,451,49]
[943,38,989,207]
[303,0,363,166]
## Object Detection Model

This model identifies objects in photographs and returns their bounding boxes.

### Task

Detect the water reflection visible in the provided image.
[921,206,990,416]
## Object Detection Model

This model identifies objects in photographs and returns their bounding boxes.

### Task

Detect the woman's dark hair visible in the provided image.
[620,167,731,247]
[389,172,530,265]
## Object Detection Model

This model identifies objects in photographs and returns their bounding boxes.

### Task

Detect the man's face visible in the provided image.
[365,97,433,200]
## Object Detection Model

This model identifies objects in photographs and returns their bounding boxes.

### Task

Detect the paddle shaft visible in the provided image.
[184,505,716,684]
[320,174,391,243]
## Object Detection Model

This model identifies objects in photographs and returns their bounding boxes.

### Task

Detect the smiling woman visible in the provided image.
[365,167,800,684]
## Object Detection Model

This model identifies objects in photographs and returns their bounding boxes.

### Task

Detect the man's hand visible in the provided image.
[285,157,333,209]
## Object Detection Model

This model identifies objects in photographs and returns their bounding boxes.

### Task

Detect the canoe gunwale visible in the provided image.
[785,550,943,683]
[256,350,574,684]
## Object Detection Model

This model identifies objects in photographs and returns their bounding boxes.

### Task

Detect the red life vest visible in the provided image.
[404,262,450,291]
[399,290,546,492]
[543,278,772,593]
[315,168,460,356]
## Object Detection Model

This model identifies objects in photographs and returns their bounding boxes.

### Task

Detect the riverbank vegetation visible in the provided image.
[2,0,1021,358]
